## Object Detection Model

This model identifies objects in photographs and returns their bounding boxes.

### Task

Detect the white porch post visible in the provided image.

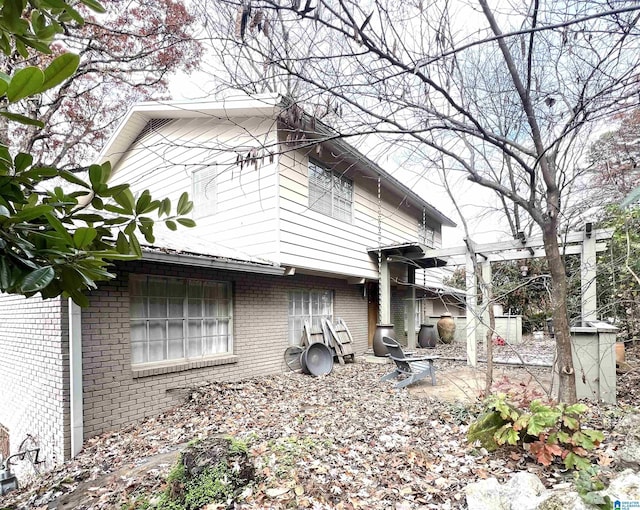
[581,224,597,324]
[407,266,416,349]
[380,255,391,324]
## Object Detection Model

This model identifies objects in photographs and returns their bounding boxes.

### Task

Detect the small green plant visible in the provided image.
[468,393,604,470]
[574,465,612,510]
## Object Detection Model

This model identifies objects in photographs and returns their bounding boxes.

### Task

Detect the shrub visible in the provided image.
[468,393,604,470]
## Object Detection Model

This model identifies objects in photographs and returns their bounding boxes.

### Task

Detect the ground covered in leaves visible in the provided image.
[3,339,639,510]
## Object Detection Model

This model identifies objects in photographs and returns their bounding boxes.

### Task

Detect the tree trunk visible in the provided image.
[542,220,577,404]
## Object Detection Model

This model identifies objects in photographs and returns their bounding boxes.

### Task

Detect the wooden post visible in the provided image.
[407,266,416,349]
[581,223,597,324]
[480,260,492,345]
[465,243,477,367]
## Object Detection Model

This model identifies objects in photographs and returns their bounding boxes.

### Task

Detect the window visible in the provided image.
[308,161,353,222]
[288,290,333,345]
[130,275,232,365]
[404,299,422,332]
[419,223,435,248]
[192,167,217,218]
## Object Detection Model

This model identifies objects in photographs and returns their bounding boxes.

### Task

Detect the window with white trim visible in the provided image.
[308,161,353,222]
[288,290,333,345]
[192,167,217,218]
[419,223,435,248]
[130,275,232,364]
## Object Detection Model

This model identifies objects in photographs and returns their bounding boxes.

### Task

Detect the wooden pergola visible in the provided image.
[375,225,613,366]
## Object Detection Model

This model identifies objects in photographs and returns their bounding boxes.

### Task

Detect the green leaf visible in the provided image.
[177,218,196,228]
[564,452,591,471]
[39,53,79,92]
[44,212,74,245]
[0,75,8,96]
[165,219,177,231]
[128,233,142,257]
[562,415,580,431]
[0,111,45,128]
[80,0,106,13]
[7,67,45,102]
[12,204,53,222]
[495,423,520,446]
[3,0,27,34]
[135,190,151,215]
[565,403,588,416]
[14,153,33,173]
[177,192,193,215]
[116,231,129,254]
[159,197,171,216]
[19,266,55,292]
[59,169,90,188]
[0,257,13,288]
[112,187,135,214]
[73,227,97,249]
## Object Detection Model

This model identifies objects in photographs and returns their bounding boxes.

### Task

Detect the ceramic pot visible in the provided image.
[418,324,437,348]
[372,323,396,356]
[437,313,456,344]
[616,342,625,364]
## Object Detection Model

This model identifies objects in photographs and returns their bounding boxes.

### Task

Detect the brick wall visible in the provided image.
[81,260,368,439]
[0,294,69,473]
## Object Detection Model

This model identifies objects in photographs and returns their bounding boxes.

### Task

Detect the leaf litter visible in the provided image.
[3,341,639,510]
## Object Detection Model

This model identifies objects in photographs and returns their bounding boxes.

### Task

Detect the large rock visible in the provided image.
[614,414,640,469]
[605,469,640,502]
[465,472,546,510]
[466,477,508,510]
[465,472,602,510]
[535,490,595,510]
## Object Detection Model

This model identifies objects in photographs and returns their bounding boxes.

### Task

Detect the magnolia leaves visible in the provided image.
[0,156,195,304]
[0,53,80,127]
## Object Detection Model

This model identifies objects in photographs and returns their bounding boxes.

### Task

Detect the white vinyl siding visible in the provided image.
[193,166,217,218]
[130,275,232,364]
[108,116,280,261]
[288,290,333,345]
[278,148,443,278]
[308,161,353,222]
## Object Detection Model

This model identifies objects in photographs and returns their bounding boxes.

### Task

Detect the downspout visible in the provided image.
[68,298,83,457]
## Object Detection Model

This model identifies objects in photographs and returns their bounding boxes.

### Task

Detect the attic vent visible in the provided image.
[132,118,174,145]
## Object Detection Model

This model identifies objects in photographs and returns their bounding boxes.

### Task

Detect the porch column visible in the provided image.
[465,245,478,367]
[380,255,391,324]
[407,266,416,349]
[581,224,597,324]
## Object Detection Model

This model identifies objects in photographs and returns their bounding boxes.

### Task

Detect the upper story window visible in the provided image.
[419,223,435,248]
[308,161,353,222]
[192,167,217,218]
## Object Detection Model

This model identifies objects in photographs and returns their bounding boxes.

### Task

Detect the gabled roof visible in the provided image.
[98,94,456,228]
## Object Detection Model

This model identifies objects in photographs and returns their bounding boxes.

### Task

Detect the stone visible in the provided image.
[502,472,546,510]
[614,414,640,469]
[535,491,596,510]
[605,469,640,503]
[466,477,508,510]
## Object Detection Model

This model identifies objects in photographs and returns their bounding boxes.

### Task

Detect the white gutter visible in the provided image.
[141,251,286,276]
[68,299,83,457]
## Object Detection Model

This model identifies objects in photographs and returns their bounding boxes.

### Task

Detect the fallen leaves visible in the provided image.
[4,342,636,510]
